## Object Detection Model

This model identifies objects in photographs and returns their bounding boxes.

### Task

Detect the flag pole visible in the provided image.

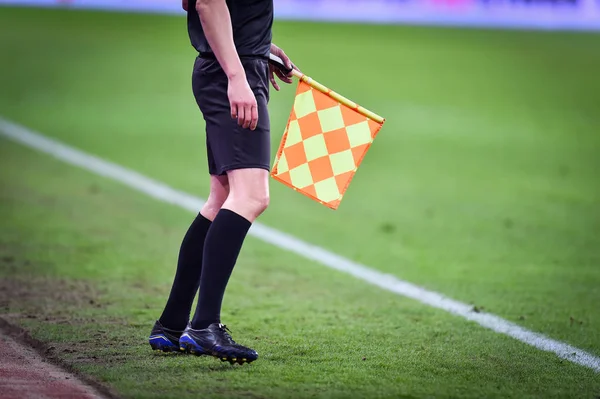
[290,69,385,124]
[269,53,385,124]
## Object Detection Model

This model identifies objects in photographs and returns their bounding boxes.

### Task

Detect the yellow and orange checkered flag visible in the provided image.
[270,60,385,210]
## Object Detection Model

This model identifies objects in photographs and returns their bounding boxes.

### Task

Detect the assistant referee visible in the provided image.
[148,0,297,364]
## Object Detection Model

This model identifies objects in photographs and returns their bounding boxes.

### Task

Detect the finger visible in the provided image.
[244,103,253,129]
[231,103,238,120]
[279,72,293,83]
[241,103,249,129]
[280,51,292,71]
[275,69,293,84]
[237,104,245,127]
[270,73,280,91]
[250,103,259,130]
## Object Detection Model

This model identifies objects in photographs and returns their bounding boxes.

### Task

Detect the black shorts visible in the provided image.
[192,55,271,176]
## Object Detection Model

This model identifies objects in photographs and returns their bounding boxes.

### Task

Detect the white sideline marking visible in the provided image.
[1,116,599,373]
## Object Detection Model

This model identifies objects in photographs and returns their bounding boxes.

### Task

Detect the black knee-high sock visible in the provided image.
[158,213,212,331]
[191,209,251,330]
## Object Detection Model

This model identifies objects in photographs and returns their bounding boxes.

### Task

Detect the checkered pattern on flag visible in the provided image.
[271,80,384,210]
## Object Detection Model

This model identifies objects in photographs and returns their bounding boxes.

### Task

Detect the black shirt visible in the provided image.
[187,0,273,58]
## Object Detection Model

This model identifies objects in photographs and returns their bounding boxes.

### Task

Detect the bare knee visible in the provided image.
[201,194,228,221]
[246,192,270,217]
[200,176,230,221]
[219,191,268,223]
[221,168,270,222]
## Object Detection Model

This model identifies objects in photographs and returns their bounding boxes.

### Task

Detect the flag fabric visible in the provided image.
[271,78,385,210]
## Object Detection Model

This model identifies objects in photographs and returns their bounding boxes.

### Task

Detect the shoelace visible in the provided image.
[218,324,235,343]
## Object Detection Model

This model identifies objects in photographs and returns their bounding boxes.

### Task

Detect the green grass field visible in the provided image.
[1,6,600,398]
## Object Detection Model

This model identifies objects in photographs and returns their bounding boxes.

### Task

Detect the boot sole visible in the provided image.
[179,342,256,365]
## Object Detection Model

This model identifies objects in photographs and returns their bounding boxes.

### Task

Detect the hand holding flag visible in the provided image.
[269,44,298,91]
[269,53,385,210]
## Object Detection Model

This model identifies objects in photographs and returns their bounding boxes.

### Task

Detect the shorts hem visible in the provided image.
[211,163,271,176]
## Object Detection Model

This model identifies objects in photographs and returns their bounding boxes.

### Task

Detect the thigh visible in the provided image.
[226,168,269,203]
[193,57,271,176]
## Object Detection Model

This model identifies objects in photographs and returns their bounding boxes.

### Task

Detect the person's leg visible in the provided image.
[200,174,231,221]
[157,175,230,330]
[180,168,268,363]
[179,57,270,363]
[148,175,229,351]
[190,168,268,330]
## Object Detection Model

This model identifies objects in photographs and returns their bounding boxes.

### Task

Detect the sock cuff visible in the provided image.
[218,208,252,228]
[197,212,214,224]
